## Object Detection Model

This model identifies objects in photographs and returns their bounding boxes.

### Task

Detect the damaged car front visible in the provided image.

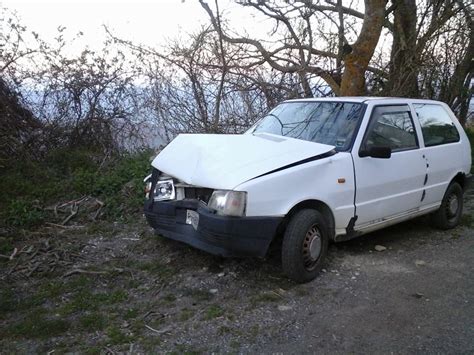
[142,126,337,258]
[143,168,282,257]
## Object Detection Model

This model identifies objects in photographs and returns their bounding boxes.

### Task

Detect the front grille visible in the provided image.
[184,187,213,204]
[150,170,213,205]
[173,181,213,204]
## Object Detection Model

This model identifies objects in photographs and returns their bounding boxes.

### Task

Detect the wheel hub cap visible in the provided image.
[302,225,322,271]
[309,235,322,259]
[447,194,459,217]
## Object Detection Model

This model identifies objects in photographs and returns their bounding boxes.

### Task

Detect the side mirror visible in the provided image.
[359,146,392,159]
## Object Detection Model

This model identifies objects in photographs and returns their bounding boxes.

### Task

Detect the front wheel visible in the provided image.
[431,182,463,230]
[281,209,329,283]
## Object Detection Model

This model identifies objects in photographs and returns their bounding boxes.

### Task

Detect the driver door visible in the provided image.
[352,104,426,229]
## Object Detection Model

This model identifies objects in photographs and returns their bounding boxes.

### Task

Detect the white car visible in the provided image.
[144,97,472,282]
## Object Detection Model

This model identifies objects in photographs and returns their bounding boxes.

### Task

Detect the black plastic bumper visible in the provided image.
[144,199,282,257]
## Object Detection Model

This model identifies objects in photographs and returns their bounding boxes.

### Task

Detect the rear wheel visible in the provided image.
[281,209,329,283]
[431,182,463,230]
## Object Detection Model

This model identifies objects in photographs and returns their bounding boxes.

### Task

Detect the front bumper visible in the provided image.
[144,199,282,257]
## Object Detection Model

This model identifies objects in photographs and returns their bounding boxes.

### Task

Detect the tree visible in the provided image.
[0,9,45,165]
[108,25,305,137]
[0,9,149,161]
[199,0,388,96]
[437,0,473,125]
[198,0,472,124]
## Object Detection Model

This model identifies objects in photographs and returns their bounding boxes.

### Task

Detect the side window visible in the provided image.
[413,104,460,147]
[363,106,418,152]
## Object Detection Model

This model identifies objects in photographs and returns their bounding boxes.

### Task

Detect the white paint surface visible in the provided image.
[152,132,335,190]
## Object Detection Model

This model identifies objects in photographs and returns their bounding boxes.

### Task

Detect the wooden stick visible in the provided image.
[9,247,18,260]
[46,222,85,229]
[63,269,107,277]
[145,324,172,335]
[61,203,78,225]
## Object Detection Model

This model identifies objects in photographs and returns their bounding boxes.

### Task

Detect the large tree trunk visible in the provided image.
[388,0,419,97]
[340,0,387,96]
[439,1,473,126]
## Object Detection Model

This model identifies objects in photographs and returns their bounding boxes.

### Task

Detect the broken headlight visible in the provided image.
[208,190,247,217]
[154,179,175,201]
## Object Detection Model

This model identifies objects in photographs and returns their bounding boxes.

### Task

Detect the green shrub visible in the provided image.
[71,168,97,195]
[5,199,45,227]
[0,148,153,227]
[46,148,101,175]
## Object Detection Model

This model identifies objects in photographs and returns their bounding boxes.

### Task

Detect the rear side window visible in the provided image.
[413,104,460,147]
[364,105,418,152]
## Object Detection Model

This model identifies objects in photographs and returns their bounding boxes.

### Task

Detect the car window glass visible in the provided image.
[365,107,418,151]
[251,102,363,151]
[413,104,460,146]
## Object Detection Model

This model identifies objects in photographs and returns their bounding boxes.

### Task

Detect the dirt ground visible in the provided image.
[1,190,473,354]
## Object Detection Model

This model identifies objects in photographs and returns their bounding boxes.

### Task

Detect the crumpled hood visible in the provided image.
[152,133,334,190]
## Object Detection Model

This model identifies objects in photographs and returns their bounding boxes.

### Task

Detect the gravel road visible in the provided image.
[1,190,473,354]
[153,188,474,354]
[249,216,474,354]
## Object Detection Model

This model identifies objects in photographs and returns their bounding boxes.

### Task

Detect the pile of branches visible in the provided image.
[0,237,85,280]
[0,197,108,280]
[45,196,105,227]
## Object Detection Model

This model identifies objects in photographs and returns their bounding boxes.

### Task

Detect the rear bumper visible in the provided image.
[144,199,282,257]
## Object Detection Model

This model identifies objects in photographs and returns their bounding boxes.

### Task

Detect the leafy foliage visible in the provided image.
[5,200,45,227]
[0,148,152,228]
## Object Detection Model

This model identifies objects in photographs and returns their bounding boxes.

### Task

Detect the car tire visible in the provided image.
[431,182,463,230]
[281,209,329,283]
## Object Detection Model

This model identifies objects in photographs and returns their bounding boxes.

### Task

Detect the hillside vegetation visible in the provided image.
[0,149,152,230]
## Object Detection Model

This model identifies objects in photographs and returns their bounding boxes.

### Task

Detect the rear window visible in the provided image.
[413,104,460,147]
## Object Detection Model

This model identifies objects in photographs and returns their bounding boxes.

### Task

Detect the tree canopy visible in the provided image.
[0,0,472,166]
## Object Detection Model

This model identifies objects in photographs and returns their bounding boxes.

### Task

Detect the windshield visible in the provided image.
[250,101,364,151]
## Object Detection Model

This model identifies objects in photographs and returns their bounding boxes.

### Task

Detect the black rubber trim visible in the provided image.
[250,150,338,181]
[346,215,358,235]
[283,99,364,105]
[334,215,361,242]
[346,103,368,152]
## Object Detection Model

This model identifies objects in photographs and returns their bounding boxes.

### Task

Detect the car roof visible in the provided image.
[283,97,445,104]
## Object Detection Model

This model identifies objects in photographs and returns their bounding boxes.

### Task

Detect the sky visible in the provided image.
[1,0,271,52]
